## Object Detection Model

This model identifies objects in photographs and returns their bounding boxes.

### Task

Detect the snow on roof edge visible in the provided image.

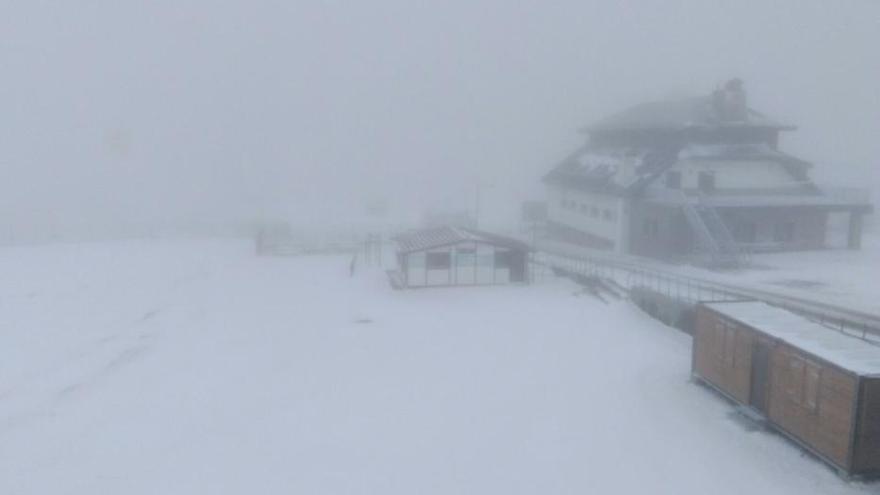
[703,301,880,376]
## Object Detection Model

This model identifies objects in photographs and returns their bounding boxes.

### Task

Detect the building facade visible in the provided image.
[543,79,872,267]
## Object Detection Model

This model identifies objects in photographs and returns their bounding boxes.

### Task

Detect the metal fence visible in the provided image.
[534,250,880,345]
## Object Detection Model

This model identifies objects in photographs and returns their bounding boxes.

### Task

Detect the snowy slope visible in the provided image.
[0,240,873,494]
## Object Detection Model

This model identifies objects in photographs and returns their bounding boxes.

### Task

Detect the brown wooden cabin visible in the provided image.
[693,301,880,477]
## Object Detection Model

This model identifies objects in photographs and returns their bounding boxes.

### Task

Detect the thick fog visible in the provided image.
[4,4,880,491]
[1,1,878,236]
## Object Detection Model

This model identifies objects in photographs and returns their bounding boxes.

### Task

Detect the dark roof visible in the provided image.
[587,96,795,133]
[393,226,530,254]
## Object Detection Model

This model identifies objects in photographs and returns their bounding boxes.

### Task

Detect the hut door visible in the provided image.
[750,341,772,413]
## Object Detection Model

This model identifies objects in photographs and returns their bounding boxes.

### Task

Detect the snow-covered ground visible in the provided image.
[540,230,880,316]
[687,233,880,315]
[0,240,874,494]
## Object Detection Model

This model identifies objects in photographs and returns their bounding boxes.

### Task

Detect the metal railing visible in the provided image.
[642,186,872,209]
[534,249,880,345]
[818,186,872,205]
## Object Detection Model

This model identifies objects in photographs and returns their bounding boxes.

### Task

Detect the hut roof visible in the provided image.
[393,226,529,254]
[704,301,880,376]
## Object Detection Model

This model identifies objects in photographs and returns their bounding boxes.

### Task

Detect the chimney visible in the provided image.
[719,78,747,121]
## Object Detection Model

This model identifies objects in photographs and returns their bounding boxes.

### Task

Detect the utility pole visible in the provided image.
[473,181,493,229]
[474,184,481,229]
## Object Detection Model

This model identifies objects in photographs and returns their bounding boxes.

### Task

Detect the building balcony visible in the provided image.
[641,186,872,212]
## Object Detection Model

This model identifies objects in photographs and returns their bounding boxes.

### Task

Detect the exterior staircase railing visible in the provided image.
[680,192,747,268]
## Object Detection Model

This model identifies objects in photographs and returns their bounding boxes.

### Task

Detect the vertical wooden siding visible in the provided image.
[694,305,869,474]
[854,378,880,473]
[693,308,753,404]
[766,343,856,469]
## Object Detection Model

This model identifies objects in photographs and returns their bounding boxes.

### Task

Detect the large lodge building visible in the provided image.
[543,79,872,267]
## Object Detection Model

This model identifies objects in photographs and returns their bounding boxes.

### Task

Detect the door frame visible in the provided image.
[750,338,773,414]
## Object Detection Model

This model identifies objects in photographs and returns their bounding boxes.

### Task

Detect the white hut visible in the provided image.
[392,226,530,288]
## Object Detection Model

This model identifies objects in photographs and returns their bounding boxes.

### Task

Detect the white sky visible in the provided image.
[1,0,878,228]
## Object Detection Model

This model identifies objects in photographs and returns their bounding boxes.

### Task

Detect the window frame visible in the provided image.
[494,250,512,269]
[804,362,821,413]
[697,171,716,192]
[665,170,682,189]
[774,222,796,243]
[425,251,451,270]
[602,208,615,221]
[785,356,805,404]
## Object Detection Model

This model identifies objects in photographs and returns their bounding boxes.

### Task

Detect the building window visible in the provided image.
[698,171,715,192]
[590,206,599,218]
[733,221,757,244]
[603,209,614,221]
[580,204,589,214]
[494,250,511,269]
[665,171,682,189]
[426,252,451,270]
[774,222,795,243]
[643,218,660,239]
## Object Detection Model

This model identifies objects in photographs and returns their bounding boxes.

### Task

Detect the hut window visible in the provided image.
[804,364,821,412]
[426,252,451,270]
[713,322,726,361]
[786,357,805,404]
[456,247,476,266]
[409,253,425,268]
[723,325,737,368]
[774,222,795,243]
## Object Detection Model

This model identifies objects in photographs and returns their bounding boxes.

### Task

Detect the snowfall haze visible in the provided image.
[3,2,880,494]
[0,0,878,234]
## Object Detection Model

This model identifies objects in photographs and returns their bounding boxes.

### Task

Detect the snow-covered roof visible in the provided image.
[704,301,880,376]
[543,138,822,197]
[587,96,795,133]
[542,146,678,195]
[393,226,529,254]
